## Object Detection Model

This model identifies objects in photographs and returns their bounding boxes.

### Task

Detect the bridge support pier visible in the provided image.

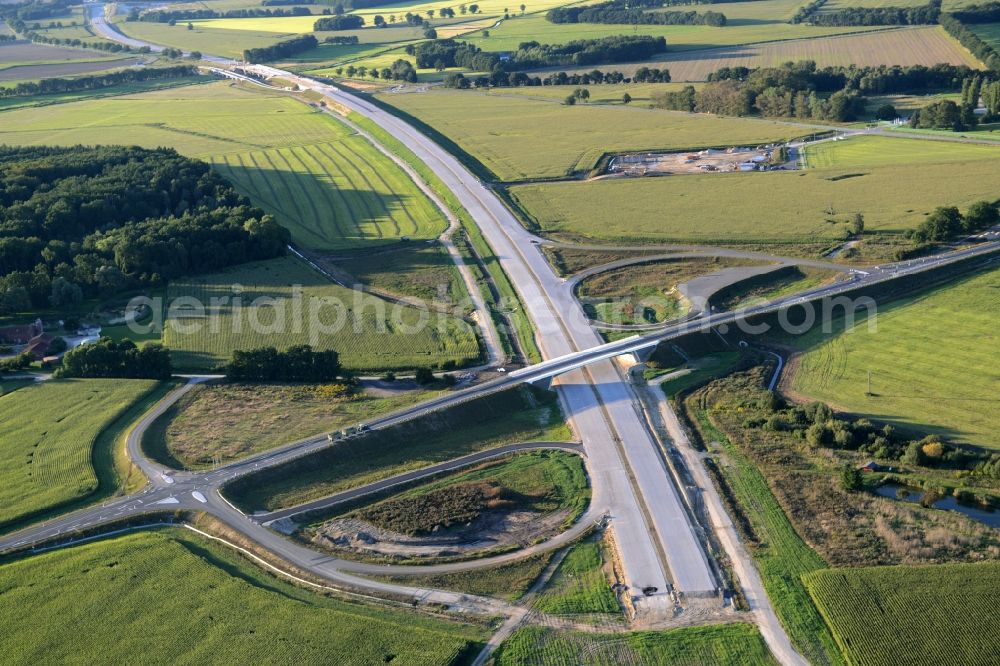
[526,376,553,391]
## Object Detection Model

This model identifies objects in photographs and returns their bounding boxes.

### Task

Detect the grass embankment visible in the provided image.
[369,550,555,602]
[0,75,210,111]
[0,379,160,531]
[709,266,841,310]
[510,155,1000,244]
[376,88,802,180]
[788,265,1000,448]
[803,135,1000,169]
[162,255,480,372]
[577,257,764,324]
[652,351,743,398]
[0,530,487,664]
[342,450,589,535]
[143,382,440,469]
[532,539,619,616]
[347,111,542,362]
[223,386,572,512]
[494,623,777,665]
[804,562,1000,666]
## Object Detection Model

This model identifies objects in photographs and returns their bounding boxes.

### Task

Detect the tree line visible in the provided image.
[57,338,172,380]
[332,58,418,81]
[793,0,939,25]
[442,66,669,88]
[548,1,726,26]
[262,0,316,5]
[706,61,984,95]
[131,7,313,22]
[0,65,196,99]
[907,201,999,244]
[0,146,289,315]
[243,34,317,62]
[227,345,342,382]
[940,12,1000,71]
[409,35,668,73]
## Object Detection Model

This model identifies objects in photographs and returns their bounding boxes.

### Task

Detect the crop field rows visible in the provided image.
[213,137,445,249]
[804,562,1000,666]
[0,531,485,664]
[0,379,158,530]
[556,27,984,81]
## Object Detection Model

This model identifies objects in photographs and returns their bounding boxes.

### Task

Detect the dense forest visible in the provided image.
[58,338,172,379]
[314,14,365,29]
[227,345,342,382]
[243,34,318,62]
[0,146,288,314]
[792,0,940,25]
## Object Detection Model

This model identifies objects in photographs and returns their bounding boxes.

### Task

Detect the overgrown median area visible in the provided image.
[222,385,574,513]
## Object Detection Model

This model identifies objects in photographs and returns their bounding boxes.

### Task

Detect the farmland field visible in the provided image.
[0,81,449,249]
[787,265,1000,448]
[144,382,440,469]
[0,40,124,70]
[552,27,983,81]
[0,530,486,664]
[378,88,803,179]
[532,539,619,615]
[0,56,144,81]
[459,13,887,53]
[211,138,446,249]
[113,17,295,59]
[0,379,158,530]
[803,135,1000,169]
[804,562,1000,666]
[494,623,777,665]
[162,255,480,371]
[510,157,1000,243]
[223,386,572,512]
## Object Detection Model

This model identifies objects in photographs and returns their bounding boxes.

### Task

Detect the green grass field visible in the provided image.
[0,530,485,664]
[710,266,841,310]
[494,623,777,665]
[0,81,446,250]
[787,265,1000,448]
[804,562,1000,666]
[211,137,446,249]
[686,392,844,665]
[223,386,571,512]
[162,255,480,371]
[532,539,619,615]
[115,17,296,59]
[145,382,441,469]
[511,155,1000,243]
[0,379,158,530]
[459,11,887,54]
[804,135,1000,169]
[0,75,210,111]
[378,88,803,179]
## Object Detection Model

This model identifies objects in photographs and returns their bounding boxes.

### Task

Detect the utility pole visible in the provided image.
[866,369,872,396]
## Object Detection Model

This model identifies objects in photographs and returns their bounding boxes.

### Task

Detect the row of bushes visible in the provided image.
[798,0,940,26]
[0,64,196,99]
[226,345,342,382]
[442,66,669,88]
[132,7,312,22]
[940,12,1000,71]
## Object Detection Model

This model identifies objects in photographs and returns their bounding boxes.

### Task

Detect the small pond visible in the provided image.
[874,483,1000,528]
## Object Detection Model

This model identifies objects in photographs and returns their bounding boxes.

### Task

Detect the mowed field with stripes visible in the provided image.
[0,81,447,250]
